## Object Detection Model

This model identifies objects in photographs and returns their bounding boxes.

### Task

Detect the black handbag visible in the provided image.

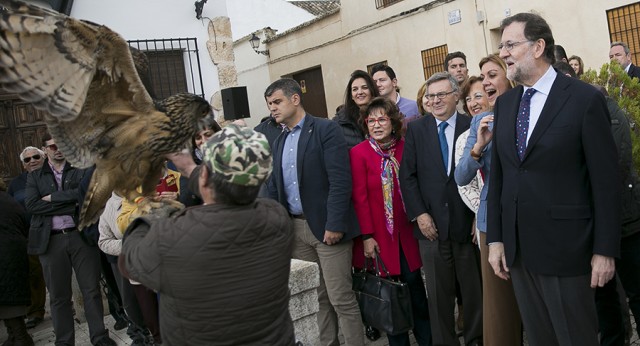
[351,253,414,336]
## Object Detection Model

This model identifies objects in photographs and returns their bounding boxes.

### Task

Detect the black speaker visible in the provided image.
[221,86,250,120]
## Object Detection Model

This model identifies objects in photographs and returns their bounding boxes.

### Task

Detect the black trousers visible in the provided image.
[387,246,432,346]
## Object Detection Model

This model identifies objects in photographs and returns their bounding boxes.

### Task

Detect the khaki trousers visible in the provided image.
[479,232,522,346]
[292,219,364,346]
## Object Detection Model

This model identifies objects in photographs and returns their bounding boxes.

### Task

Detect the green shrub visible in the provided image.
[582,60,640,173]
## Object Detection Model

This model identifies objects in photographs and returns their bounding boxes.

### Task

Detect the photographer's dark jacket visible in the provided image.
[121,198,295,346]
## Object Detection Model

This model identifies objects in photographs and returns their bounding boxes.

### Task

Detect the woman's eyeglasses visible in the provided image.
[366,117,390,127]
[23,154,42,163]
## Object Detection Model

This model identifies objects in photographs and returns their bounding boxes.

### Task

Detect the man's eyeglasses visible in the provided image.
[425,91,455,101]
[23,154,41,163]
[497,40,531,52]
[46,143,58,151]
[366,116,390,127]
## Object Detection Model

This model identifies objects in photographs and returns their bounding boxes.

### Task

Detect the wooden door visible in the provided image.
[292,67,328,118]
[0,94,48,183]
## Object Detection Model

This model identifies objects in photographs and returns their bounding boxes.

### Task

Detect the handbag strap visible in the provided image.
[365,250,392,277]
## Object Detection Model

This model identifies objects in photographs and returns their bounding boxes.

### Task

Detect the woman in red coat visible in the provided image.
[351,97,432,346]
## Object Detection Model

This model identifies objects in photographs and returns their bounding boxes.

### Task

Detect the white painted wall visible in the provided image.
[235,31,272,128]
[226,0,316,40]
[70,0,315,126]
[70,0,225,103]
[267,0,639,119]
[228,0,318,128]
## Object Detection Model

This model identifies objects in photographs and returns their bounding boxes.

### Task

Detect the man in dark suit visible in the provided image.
[265,78,364,346]
[609,41,640,79]
[488,13,621,345]
[26,134,117,346]
[400,72,482,345]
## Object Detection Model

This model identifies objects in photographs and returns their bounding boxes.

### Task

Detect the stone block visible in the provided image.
[288,288,318,321]
[289,259,320,344]
[289,259,320,295]
[293,313,320,346]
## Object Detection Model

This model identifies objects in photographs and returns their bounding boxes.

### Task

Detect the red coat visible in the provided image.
[350,139,422,276]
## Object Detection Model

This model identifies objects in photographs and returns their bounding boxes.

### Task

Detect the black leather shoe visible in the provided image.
[95,336,117,346]
[113,318,128,331]
[25,317,43,329]
[365,325,381,341]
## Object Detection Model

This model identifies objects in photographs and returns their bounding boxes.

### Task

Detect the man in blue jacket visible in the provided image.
[266,78,364,345]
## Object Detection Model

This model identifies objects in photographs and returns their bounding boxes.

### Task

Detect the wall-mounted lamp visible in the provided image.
[249,33,270,56]
[195,0,207,20]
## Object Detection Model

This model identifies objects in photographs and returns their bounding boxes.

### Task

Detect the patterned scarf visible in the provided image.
[368,137,400,238]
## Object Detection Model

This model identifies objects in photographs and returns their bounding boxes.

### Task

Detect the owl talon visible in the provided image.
[130,197,185,223]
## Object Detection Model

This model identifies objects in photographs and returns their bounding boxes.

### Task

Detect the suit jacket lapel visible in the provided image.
[502,85,523,163]
[524,74,570,160]
[272,129,288,203]
[451,113,468,179]
[297,114,313,181]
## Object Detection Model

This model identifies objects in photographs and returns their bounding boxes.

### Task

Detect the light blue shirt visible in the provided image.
[282,117,305,215]
[455,111,493,232]
[397,94,419,119]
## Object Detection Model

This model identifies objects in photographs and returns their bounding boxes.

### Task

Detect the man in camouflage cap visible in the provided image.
[202,124,272,189]
[121,124,296,345]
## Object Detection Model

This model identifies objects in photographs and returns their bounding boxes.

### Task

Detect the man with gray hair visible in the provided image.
[400,72,482,345]
[7,146,47,329]
[609,41,640,79]
[122,124,296,345]
[9,146,46,207]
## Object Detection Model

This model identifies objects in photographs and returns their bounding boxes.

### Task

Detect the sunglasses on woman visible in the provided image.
[23,154,42,163]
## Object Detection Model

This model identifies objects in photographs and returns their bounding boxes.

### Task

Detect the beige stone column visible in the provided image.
[206,16,237,123]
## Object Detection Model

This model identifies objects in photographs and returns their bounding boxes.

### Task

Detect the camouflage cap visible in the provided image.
[202,124,272,186]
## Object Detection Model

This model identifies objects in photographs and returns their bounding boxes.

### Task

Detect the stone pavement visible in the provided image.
[2,305,638,345]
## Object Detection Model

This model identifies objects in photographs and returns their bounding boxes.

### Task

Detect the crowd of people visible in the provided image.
[2,11,640,346]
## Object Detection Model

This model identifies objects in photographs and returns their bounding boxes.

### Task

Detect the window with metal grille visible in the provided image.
[421,44,448,80]
[375,0,403,10]
[367,60,388,75]
[607,3,640,65]
[127,38,205,100]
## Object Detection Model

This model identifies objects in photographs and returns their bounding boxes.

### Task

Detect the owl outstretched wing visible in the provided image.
[0,0,156,168]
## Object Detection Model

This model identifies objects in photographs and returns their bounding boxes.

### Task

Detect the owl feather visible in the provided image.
[0,0,212,228]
